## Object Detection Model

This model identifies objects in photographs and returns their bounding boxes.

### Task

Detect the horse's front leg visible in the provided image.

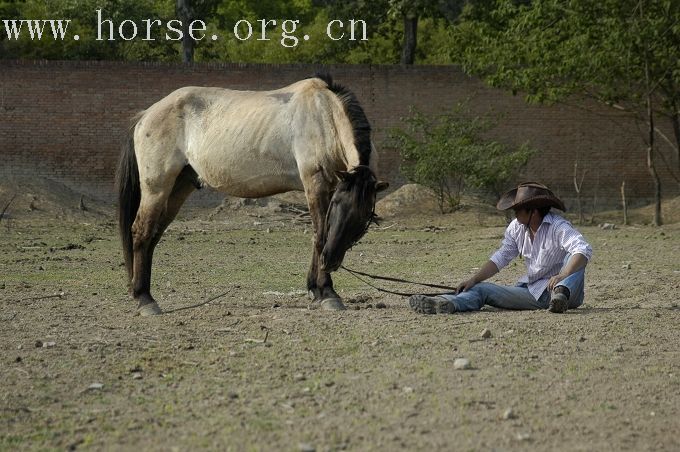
[304,174,345,311]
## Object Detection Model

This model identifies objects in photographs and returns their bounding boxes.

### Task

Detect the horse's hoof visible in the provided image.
[137,302,163,316]
[320,298,346,311]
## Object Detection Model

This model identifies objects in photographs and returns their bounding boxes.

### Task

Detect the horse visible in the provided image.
[116,73,388,316]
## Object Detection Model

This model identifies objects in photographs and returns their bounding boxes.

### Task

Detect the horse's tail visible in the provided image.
[115,115,142,284]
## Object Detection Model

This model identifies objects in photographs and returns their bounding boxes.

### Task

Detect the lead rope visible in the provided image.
[340,265,458,297]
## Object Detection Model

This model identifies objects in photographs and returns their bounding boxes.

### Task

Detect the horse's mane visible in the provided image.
[314,73,372,166]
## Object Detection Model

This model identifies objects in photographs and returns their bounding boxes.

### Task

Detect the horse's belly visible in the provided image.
[190,152,304,198]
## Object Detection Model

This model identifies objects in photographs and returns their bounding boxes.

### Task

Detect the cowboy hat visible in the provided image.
[496,182,566,211]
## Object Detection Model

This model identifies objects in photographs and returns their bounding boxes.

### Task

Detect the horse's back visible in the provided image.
[134,79,353,198]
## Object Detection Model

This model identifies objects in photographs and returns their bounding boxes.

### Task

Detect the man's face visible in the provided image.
[513,207,531,226]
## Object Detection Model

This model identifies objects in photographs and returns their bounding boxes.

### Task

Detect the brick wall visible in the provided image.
[1,60,678,209]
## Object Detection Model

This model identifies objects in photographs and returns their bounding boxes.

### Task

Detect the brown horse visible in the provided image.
[116,74,388,315]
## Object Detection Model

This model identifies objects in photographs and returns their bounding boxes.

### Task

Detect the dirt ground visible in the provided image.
[1,179,679,451]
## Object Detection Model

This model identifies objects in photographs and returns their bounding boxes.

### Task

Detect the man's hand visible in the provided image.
[548,274,565,291]
[455,260,500,293]
[456,278,477,293]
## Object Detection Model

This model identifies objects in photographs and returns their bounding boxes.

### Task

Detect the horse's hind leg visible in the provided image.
[133,167,197,315]
[131,191,169,315]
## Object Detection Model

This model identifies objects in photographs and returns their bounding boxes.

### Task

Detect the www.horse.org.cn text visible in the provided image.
[1,9,369,48]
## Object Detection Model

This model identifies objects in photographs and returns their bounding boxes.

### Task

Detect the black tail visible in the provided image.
[115,119,141,284]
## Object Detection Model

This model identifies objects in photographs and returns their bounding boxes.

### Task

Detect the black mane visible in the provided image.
[314,72,372,166]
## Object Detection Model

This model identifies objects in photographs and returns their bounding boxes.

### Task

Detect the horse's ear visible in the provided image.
[375,181,389,192]
[335,171,350,181]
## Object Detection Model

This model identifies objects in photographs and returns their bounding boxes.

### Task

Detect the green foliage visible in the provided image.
[0,0,178,60]
[0,0,462,63]
[451,0,680,114]
[391,105,535,213]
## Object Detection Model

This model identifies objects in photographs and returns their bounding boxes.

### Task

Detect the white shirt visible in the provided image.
[490,212,593,300]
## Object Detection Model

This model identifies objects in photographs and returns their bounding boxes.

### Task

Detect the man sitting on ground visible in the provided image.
[409,182,593,314]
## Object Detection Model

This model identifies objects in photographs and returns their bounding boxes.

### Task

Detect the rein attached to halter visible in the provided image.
[340,265,458,297]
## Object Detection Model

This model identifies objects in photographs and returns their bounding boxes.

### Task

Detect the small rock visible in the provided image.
[131,372,143,380]
[622,263,631,270]
[299,443,316,452]
[453,358,471,370]
[87,383,104,391]
[402,386,414,393]
[376,302,387,309]
[42,341,56,348]
[502,408,516,420]
[481,328,492,339]
[293,373,306,382]
[266,228,272,233]
[516,432,531,441]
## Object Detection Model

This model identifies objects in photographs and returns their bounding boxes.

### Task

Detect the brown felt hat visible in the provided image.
[496,182,566,211]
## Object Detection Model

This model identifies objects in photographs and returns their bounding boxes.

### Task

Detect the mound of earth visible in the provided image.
[633,195,680,224]
[375,184,442,217]
[596,195,680,225]
[0,176,112,222]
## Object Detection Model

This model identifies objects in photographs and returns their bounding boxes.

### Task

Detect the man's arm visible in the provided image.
[548,252,588,291]
[457,260,500,293]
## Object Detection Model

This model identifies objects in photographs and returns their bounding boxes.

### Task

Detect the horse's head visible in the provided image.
[320,166,389,272]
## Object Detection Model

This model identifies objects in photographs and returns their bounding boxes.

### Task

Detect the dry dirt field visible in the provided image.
[1,180,679,451]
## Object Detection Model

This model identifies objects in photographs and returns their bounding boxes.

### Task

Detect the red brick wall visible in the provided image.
[1,60,677,208]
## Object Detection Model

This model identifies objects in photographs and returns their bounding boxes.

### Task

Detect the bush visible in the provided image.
[391,105,535,213]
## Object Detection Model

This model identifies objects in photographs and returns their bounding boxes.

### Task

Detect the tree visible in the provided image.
[451,0,680,225]
[176,0,194,62]
[175,0,219,63]
[389,0,465,64]
[317,0,464,64]
[391,106,535,213]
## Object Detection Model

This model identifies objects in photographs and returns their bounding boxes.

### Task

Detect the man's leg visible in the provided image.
[551,255,587,312]
[439,282,547,312]
[555,268,586,309]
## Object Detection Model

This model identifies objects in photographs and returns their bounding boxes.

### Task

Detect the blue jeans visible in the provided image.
[439,260,586,312]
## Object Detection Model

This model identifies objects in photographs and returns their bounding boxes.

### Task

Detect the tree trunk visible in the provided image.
[641,20,662,226]
[620,181,628,226]
[176,0,194,63]
[670,101,680,188]
[400,15,418,65]
[646,90,662,226]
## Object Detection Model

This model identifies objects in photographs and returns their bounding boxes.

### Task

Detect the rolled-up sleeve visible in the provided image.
[554,222,593,261]
[490,222,520,270]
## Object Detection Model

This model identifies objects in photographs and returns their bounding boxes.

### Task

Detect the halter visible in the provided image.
[322,166,379,250]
